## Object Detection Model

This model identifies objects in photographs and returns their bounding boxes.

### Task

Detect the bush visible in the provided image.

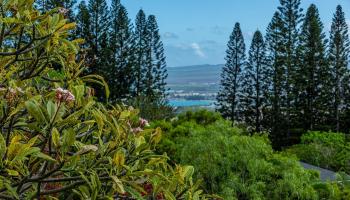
[0,2,207,199]
[153,111,348,199]
[287,131,350,174]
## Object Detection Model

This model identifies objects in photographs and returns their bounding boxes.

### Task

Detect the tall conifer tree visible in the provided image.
[134,9,148,97]
[83,0,111,99]
[146,15,168,102]
[299,4,329,130]
[88,0,110,61]
[76,1,91,50]
[240,31,270,132]
[265,12,285,145]
[328,5,350,132]
[278,0,303,137]
[217,22,246,123]
[109,3,135,100]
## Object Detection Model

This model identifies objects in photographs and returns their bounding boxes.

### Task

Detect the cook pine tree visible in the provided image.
[328,5,350,132]
[278,0,303,137]
[109,1,136,101]
[240,31,270,132]
[87,0,111,99]
[265,12,285,146]
[133,10,168,105]
[217,22,246,124]
[299,4,329,130]
[134,9,148,97]
[143,15,168,103]
[76,1,91,47]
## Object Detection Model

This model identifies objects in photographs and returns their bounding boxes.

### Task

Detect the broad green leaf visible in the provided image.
[183,166,194,179]
[4,182,19,199]
[124,186,144,200]
[25,100,46,123]
[47,100,57,121]
[0,133,6,160]
[164,190,176,200]
[63,128,76,147]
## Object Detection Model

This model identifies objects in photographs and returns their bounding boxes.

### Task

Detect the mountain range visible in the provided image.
[167,64,223,85]
[166,64,223,94]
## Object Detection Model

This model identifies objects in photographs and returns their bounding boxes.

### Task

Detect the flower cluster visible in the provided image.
[139,118,150,128]
[0,87,23,104]
[131,118,150,134]
[54,87,75,103]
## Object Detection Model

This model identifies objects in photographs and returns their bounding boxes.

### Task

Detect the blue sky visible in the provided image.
[120,0,350,67]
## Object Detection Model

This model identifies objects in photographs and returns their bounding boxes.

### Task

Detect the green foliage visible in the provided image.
[153,111,346,199]
[0,1,208,199]
[287,131,350,174]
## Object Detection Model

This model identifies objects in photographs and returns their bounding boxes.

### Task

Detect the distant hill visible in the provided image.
[167,64,223,85]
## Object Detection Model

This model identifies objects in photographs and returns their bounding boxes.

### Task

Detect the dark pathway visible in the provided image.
[300,162,337,181]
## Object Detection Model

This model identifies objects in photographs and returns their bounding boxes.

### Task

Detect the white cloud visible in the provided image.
[163,32,179,39]
[190,42,206,58]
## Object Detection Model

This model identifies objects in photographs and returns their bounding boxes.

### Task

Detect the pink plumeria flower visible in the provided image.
[54,87,75,103]
[139,118,150,128]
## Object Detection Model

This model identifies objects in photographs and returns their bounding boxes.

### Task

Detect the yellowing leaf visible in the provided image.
[52,127,60,147]
[111,176,125,194]
[113,150,125,168]
[6,169,19,176]
[151,128,162,144]
[7,135,21,159]
[35,152,56,162]
[75,145,98,155]
[60,23,76,31]
[135,136,146,149]
[120,110,130,119]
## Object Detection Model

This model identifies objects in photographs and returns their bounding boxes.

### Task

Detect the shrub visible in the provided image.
[287,131,350,174]
[154,111,340,199]
[0,2,208,199]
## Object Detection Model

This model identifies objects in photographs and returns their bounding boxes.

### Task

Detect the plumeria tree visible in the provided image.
[0,1,209,199]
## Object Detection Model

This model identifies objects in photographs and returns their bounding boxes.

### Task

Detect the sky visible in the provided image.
[120,0,350,67]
